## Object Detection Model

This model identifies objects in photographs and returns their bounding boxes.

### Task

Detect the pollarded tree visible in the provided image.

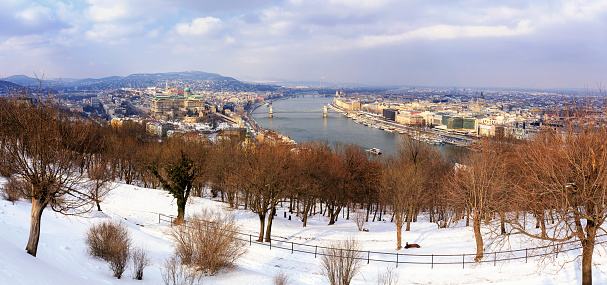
[0,95,103,257]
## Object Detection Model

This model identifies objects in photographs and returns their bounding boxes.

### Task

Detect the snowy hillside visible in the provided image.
[1,184,605,284]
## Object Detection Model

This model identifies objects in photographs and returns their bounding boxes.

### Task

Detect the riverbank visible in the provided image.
[328,102,477,149]
[249,96,466,157]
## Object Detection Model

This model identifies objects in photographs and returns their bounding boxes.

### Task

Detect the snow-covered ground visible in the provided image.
[1,183,605,284]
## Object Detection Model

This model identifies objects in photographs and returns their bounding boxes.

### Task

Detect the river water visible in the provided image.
[251,96,463,157]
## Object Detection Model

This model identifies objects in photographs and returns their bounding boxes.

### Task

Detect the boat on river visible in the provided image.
[366,148,382,155]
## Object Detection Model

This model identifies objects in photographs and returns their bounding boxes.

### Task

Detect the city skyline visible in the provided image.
[2,0,607,89]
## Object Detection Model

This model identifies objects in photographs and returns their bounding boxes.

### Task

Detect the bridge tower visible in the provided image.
[269,106,273,118]
[323,106,328,118]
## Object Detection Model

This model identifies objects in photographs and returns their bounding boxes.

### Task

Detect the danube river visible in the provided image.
[251,96,464,157]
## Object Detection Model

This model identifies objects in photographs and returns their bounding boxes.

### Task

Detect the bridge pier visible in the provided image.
[269,106,273,118]
[323,106,328,118]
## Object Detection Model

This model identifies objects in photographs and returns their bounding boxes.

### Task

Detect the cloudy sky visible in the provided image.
[2,0,607,88]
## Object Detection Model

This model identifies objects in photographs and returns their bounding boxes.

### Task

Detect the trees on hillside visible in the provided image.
[381,138,436,249]
[448,140,510,262]
[0,97,103,256]
[507,110,607,285]
[239,144,296,242]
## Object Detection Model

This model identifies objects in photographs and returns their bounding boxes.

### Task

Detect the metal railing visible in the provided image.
[158,213,604,268]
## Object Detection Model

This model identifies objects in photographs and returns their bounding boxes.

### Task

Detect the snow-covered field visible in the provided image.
[1,183,605,284]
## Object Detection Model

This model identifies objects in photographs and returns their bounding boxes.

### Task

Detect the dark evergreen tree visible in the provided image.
[151,150,196,224]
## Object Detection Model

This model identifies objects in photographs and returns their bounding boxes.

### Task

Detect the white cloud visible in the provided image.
[358,21,532,46]
[84,24,142,44]
[87,0,130,22]
[15,5,53,25]
[174,17,222,36]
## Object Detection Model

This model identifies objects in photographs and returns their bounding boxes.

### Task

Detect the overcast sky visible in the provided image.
[2,0,607,89]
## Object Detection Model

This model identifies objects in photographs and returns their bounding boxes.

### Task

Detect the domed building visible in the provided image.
[151,87,207,120]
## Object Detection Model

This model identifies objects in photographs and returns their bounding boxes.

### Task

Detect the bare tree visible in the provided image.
[87,156,115,211]
[507,106,607,285]
[448,138,510,262]
[239,144,295,242]
[381,138,436,249]
[0,96,102,256]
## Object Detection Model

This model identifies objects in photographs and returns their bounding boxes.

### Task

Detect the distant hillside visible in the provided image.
[0,80,24,95]
[6,71,276,92]
[5,75,44,87]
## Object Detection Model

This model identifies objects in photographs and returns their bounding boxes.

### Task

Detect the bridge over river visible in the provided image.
[267,106,339,118]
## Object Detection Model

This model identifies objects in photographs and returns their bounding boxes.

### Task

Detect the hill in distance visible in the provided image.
[4,71,275,92]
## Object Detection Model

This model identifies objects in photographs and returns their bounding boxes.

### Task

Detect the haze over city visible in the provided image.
[2,0,607,89]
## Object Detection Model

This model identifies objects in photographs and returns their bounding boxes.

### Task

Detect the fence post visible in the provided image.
[158,214,160,224]
[367,251,370,264]
[525,249,528,263]
[494,252,496,266]
[291,242,293,254]
[249,234,252,246]
[315,246,317,258]
[396,253,399,268]
[270,241,272,250]
[462,254,465,269]
[431,254,434,269]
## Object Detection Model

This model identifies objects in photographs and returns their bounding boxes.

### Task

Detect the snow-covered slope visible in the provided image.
[0,184,604,284]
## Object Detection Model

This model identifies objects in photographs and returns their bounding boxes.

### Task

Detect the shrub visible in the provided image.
[320,238,363,285]
[169,209,247,275]
[161,255,202,285]
[377,267,399,285]
[273,271,292,285]
[131,247,152,280]
[1,177,26,202]
[354,210,366,232]
[85,220,131,278]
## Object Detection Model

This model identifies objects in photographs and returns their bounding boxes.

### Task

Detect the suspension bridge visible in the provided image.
[267,106,337,118]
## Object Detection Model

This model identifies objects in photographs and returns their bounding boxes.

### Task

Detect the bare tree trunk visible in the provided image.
[176,198,186,224]
[257,213,266,242]
[26,197,48,257]
[405,205,413,231]
[473,210,483,262]
[329,206,341,225]
[500,212,506,235]
[264,207,276,242]
[581,221,597,285]
[396,225,403,250]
